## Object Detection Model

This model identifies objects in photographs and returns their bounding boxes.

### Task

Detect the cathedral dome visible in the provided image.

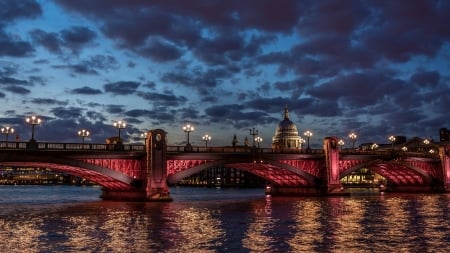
[272,106,301,149]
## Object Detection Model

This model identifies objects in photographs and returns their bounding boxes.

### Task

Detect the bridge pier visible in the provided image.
[439,146,450,192]
[100,129,172,202]
[323,137,346,195]
[144,129,172,201]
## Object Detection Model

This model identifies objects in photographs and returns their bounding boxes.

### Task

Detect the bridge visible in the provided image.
[1,130,450,201]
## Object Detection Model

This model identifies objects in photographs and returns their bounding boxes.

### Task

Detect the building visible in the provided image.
[272,105,302,150]
[440,128,450,142]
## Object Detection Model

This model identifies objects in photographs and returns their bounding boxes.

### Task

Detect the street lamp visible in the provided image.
[388,135,396,148]
[338,139,345,149]
[1,126,14,141]
[402,146,408,152]
[183,123,194,145]
[299,137,306,149]
[78,129,90,144]
[255,136,263,148]
[113,120,126,141]
[202,134,211,148]
[26,115,41,140]
[141,132,148,143]
[348,132,357,149]
[304,130,313,149]
[423,138,430,145]
[371,143,378,150]
[249,128,259,147]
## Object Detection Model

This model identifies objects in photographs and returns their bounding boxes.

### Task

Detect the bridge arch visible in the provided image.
[340,159,433,186]
[0,153,137,190]
[167,158,317,187]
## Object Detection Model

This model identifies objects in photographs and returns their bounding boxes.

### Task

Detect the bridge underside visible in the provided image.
[0,162,134,191]
[227,163,310,186]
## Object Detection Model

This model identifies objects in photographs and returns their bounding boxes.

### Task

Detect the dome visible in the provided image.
[272,106,301,149]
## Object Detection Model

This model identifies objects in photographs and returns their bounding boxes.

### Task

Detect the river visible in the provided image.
[0,185,449,252]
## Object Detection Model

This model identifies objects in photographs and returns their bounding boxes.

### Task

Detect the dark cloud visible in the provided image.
[86,110,106,122]
[0,76,29,86]
[137,91,187,107]
[0,30,35,57]
[103,81,140,95]
[53,55,117,75]
[138,39,183,62]
[50,106,84,119]
[31,26,99,55]
[60,26,96,52]
[70,86,102,95]
[5,85,30,94]
[31,98,67,106]
[30,29,62,54]
[0,0,42,24]
[410,70,440,88]
[105,105,125,114]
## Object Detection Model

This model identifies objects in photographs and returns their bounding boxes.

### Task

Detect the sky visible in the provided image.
[0,0,449,148]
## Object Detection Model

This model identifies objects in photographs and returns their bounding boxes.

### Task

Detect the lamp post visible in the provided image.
[141,132,148,144]
[348,132,357,149]
[78,129,90,144]
[255,136,263,148]
[423,138,430,145]
[304,130,312,149]
[338,139,345,150]
[202,134,211,148]
[388,135,396,148]
[371,143,378,150]
[249,128,259,147]
[299,137,306,149]
[183,123,194,150]
[1,126,14,141]
[26,116,41,140]
[113,120,126,141]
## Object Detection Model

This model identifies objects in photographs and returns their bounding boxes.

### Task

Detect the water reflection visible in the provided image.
[0,186,450,252]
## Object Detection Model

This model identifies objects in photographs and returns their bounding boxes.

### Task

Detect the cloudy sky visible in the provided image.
[0,0,449,148]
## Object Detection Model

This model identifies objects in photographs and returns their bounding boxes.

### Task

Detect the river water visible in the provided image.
[0,185,449,252]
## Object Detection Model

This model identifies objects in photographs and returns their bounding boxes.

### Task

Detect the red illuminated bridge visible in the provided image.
[1,129,450,201]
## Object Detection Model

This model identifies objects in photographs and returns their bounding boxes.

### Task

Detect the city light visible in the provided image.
[389,135,396,148]
[1,126,14,141]
[25,115,41,140]
[183,124,194,143]
[255,136,263,148]
[202,134,211,148]
[78,129,90,144]
[338,139,345,149]
[348,132,357,149]
[113,120,126,141]
[304,130,313,149]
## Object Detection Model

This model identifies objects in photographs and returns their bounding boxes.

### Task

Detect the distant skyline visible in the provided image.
[0,0,449,148]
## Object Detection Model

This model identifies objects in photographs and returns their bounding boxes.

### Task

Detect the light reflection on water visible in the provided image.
[0,186,450,252]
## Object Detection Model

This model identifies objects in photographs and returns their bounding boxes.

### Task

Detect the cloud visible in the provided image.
[70,86,102,95]
[0,0,42,24]
[0,30,35,57]
[50,106,84,119]
[31,98,68,106]
[5,85,30,94]
[103,81,140,95]
[137,90,187,107]
[138,38,183,62]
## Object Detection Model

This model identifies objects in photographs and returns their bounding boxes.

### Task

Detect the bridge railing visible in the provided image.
[166,145,324,154]
[0,141,145,151]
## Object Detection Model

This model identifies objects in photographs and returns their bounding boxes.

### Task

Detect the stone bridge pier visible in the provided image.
[101,129,172,201]
[440,146,450,192]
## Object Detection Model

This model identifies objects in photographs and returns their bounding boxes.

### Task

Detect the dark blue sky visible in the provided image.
[0,0,449,147]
